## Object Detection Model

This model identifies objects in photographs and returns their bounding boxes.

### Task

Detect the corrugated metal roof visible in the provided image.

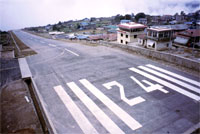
[118,22,147,29]
[148,27,172,32]
[181,29,200,37]
[174,36,189,45]
[151,24,188,31]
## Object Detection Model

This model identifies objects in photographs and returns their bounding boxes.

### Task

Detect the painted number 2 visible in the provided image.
[103,81,145,106]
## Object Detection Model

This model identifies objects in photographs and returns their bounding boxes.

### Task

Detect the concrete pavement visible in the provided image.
[14,30,200,134]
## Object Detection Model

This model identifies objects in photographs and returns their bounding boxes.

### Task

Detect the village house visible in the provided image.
[145,27,173,50]
[152,24,188,33]
[117,22,147,45]
[173,29,200,48]
[120,20,131,24]
[161,15,173,21]
[151,16,161,25]
[138,34,147,46]
[138,18,147,25]
[175,14,185,23]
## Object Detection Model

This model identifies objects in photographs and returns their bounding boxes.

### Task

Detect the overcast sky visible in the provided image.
[0,0,199,31]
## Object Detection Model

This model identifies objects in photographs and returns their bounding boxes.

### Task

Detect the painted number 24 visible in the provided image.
[103,76,168,106]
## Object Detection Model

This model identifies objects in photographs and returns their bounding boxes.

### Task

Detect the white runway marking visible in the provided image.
[80,79,142,131]
[146,64,200,87]
[67,82,125,134]
[40,41,45,44]
[65,48,79,56]
[103,81,145,106]
[48,44,56,47]
[138,66,200,94]
[24,96,30,103]
[130,76,169,93]
[129,67,200,101]
[54,85,99,134]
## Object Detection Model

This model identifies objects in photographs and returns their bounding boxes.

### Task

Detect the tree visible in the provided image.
[76,23,80,29]
[180,11,185,16]
[114,14,126,23]
[52,25,59,31]
[124,14,132,20]
[114,14,122,23]
[135,12,146,22]
[58,21,62,25]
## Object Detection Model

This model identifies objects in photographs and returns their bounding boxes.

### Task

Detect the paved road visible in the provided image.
[14,30,200,134]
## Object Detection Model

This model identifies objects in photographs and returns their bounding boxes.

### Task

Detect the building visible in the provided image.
[138,18,147,25]
[151,16,161,25]
[151,24,188,33]
[120,20,131,24]
[138,34,147,46]
[175,14,185,22]
[146,27,173,50]
[104,25,118,33]
[49,31,65,35]
[117,22,147,45]
[173,29,200,48]
[161,15,173,21]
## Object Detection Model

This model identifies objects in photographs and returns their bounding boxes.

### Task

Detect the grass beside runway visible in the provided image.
[10,31,37,57]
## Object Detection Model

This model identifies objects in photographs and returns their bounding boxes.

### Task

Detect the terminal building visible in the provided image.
[117,22,147,45]
[146,27,173,51]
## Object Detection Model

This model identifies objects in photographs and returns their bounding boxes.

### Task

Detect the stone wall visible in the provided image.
[99,41,200,71]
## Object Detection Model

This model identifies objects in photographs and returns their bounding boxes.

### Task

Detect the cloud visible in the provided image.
[123,0,200,15]
[0,0,199,31]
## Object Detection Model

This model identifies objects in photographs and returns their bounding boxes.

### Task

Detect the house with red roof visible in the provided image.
[117,22,147,45]
[173,29,200,48]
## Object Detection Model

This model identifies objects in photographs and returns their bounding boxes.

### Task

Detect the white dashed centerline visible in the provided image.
[65,48,79,56]
[48,44,56,47]
[40,41,45,44]
[48,43,79,56]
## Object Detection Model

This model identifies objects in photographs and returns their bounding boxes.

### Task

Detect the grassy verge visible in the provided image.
[9,31,37,57]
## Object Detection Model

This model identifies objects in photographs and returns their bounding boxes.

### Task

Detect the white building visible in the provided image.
[146,27,173,51]
[117,22,147,45]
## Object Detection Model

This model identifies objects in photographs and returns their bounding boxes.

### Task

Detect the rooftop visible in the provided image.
[118,22,147,29]
[151,24,188,31]
[147,27,172,32]
[179,29,200,37]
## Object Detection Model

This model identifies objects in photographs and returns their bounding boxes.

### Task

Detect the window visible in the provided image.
[126,41,128,44]
[148,31,152,36]
[152,43,155,48]
[121,33,123,37]
[134,35,137,38]
[153,32,157,37]
[159,33,164,38]
[121,40,123,43]
[164,32,168,37]
[126,35,128,38]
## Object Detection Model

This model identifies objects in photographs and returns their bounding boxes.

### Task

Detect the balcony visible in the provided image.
[147,35,172,41]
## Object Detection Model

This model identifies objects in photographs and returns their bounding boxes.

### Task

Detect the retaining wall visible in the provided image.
[100,41,200,71]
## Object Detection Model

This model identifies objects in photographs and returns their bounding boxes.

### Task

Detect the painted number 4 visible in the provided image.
[103,76,168,106]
